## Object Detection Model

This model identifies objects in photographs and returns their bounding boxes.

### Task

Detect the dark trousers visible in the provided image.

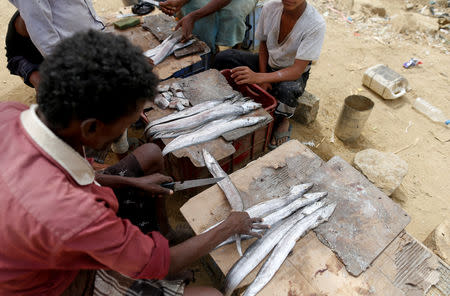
[5,11,43,87]
[102,153,159,234]
[213,49,310,118]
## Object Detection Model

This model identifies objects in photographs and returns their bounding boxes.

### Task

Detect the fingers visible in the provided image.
[234,75,250,85]
[232,66,250,72]
[155,174,173,184]
[175,21,182,31]
[230,68,249,78]
[251,223,269,229]
[151,185,174,195]
[248,231,263,238]
[251,217,263,223]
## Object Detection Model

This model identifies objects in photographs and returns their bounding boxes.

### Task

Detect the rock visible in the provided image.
[354,149,408,196]
[334,0,355,12]
[292,91,320,125]
[423,220,450,265]
[391,13,440,35]
[354,0,387,17]
[405,3,415,10]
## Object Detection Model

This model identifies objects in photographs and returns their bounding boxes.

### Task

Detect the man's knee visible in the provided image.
[213,49,238,70]
[275,81,304,100]
[131,143,164,174]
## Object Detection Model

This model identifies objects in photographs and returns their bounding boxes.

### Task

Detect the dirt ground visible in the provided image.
[0,0,448,254]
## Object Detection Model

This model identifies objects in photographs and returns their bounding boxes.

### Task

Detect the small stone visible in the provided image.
[354,149,408,196]
[292,91,320,125]
[423,220,450,265]
[406,3,415,10]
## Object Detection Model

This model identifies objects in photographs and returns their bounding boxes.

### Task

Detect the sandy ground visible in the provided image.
[0,0,448,260]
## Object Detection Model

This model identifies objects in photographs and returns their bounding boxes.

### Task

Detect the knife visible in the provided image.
[142,0,161,7]
[161,177,224,191]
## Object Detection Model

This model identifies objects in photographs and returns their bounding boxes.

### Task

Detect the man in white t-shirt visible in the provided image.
[213,0,325,149]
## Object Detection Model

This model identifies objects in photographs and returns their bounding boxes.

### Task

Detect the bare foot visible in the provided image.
[270,117,291,147]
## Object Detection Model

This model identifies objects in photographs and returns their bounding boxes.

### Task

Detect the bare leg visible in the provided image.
[184,286,222,296]
[131,143,165,175]
[131,143,172,234]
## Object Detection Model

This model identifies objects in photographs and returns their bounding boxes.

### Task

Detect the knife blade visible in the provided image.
[161,177,224,191]
[142,0,160,7]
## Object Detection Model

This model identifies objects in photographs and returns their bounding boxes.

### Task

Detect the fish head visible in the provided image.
[241,101,262,112]
[303,191,328,200]
[301,201,326,215]
[245,116,267,124]
[289,183,314,196]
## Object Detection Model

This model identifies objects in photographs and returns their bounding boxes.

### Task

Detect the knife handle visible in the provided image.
[161,182,175,190]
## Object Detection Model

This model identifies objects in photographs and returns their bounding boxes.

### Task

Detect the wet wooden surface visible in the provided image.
[310,156,410,276]
[104,9,205,80]
[179,140,449,296]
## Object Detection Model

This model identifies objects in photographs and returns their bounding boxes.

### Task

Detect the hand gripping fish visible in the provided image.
[202,149,245,256]
[201,184,316,245]
[213,191,328,249]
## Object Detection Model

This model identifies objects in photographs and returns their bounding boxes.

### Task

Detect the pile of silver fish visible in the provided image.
[145,95,266,155]
[143,31,194,66]
[153,82,190,111]
[226,203,336,296]
[200,150,336,296]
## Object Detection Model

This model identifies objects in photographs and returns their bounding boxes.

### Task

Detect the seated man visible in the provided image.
[213,0,326,149]
[160,0,256,51]
[6,0,105,89]
[0,30,263,296]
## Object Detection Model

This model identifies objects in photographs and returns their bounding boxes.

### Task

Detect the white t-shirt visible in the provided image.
[255,0,326,71]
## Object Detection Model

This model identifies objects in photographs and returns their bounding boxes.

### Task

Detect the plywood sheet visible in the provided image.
[379,231,450,296]
[142,13,176,42]
[106,15,201,79]
[178,69,239,106]
[309,156,410,276]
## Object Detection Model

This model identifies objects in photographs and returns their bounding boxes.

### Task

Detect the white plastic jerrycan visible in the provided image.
[362,64,409,100]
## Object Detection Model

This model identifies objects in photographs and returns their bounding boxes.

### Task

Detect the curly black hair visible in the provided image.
[37,30,158,129]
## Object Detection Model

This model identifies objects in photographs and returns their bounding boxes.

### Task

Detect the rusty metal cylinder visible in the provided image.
[334,95,374,142]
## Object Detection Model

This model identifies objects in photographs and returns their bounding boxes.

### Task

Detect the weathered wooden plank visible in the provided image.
[380,231,449,296]
[309,156,411,276]
[178,69,239,106]
[106,15,202,80]
[288,232,404,296]
[142,13,176,42]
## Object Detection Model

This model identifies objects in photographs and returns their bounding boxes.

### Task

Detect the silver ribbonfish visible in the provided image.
[222,201,325,296]
[201,183,314,236]
[243,203,336,296]
[214,200,326,249]
[246,183,314,218]
[203,149,245,255]
[147,100,261,136]
[162,116,267,155]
